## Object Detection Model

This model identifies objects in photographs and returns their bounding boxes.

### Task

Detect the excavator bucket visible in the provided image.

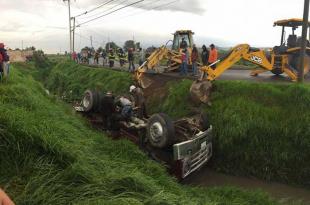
[190,80,213,104]
[138,73,154,89]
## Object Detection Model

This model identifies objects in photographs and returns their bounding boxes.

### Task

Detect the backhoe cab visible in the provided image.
[172,30,195,51]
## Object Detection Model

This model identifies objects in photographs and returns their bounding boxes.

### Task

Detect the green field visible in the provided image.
[0,61,281,204]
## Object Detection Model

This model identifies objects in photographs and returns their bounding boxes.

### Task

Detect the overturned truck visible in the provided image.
[75,90,213,179]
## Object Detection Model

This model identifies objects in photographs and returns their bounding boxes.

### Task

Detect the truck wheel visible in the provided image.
[82,90,100,112]
[200,112,211,130]
[147,113,175,148]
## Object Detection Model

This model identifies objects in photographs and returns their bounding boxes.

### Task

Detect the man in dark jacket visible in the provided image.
[201,45,209,66]
[191,44,199,76]
[128,48,135,72]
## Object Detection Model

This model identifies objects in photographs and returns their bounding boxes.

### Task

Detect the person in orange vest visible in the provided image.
[208,44,218,69]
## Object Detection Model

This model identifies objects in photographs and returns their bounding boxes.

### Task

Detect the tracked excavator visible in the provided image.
[136,19,310,103]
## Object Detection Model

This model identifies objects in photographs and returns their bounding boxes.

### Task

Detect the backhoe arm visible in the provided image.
[200,44,274,81]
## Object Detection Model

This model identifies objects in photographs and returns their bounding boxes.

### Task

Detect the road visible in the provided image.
[85,58,310,83]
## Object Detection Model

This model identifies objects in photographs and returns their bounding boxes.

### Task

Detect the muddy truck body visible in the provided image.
[75,90,212,179]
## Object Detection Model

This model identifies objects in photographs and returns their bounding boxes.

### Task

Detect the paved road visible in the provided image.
[84,58,310,83]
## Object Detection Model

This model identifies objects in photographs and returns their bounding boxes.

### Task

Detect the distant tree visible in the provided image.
[135,42,141,50]
[25,46,36,51]
[97,46,104,53]
[123,40,135,51]
[105,42,119,51]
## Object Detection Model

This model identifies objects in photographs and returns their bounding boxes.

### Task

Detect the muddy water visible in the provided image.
[183,167,310,204]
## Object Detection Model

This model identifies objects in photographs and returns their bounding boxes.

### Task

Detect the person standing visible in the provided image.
[129,85,147,118]
[77,52,81,64]
[108,49,115,68]
[87,51,92,65]
[0,43,10,79]
[72,51,78,63]
[101,49,107,66]
[118,48,126,68]
[201,45,209,66]
[191,44,199,76]
[128,48,135,72]
[138,48,144,66]
[180,49,188,76]
[208,44,218,69]
[94,51,100,65]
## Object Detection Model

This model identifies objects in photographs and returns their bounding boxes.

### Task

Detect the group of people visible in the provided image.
[0,43,10,81]
[180,41,218,77]
[73,47,145,73]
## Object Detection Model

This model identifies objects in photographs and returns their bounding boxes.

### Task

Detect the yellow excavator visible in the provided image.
[190,18,310,103]
[136,30,195,87]
[136,19,310,103]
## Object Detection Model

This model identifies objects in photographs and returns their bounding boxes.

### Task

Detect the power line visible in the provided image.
[79,0,128,20]
[74,0,116,18]
[112,0,179,21]
[77,0,144,27]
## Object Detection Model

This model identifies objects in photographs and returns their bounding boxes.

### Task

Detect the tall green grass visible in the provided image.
[30,59,310,187]
[149,79,310,187]
[45,60,133,102]
[0,63,279,204]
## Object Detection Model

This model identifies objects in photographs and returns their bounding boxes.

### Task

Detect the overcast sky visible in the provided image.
[0,0,307,53]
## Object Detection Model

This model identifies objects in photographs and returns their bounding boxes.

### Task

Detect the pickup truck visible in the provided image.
[75,89,213,179]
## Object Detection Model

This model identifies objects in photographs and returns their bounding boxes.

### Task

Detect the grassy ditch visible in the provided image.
[29,59,310,187]
[0,64,280,204]
[149,79,310,187]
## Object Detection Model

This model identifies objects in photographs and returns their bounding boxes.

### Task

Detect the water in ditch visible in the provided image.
[183,167,310,204]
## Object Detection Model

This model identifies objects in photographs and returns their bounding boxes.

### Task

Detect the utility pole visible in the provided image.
[72,17,76,52]
[90,36,93,48]
[298,0,310,83]
[63,0,72,53]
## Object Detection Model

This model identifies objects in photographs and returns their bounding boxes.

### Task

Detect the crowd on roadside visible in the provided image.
[0,43,10,81]
[71,41,218,78]
[179,37,218,77]
[71,47,146,73]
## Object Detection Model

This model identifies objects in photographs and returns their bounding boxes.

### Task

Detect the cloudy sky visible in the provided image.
[0,0,307,53]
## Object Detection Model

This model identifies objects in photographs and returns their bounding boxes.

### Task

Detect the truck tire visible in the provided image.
[200,112,211,131]
[147,113,175,148]
[82,90,100,112]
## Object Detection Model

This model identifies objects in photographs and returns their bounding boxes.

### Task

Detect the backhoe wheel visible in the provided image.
[200,112,211,131]
[271,68,284,75]
[147,113,175,149]
[82,90,100,112]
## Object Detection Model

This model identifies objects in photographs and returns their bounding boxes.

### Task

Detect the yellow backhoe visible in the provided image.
[136,19,310,103]
[136,30,195,88]
[190,18,310,103]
